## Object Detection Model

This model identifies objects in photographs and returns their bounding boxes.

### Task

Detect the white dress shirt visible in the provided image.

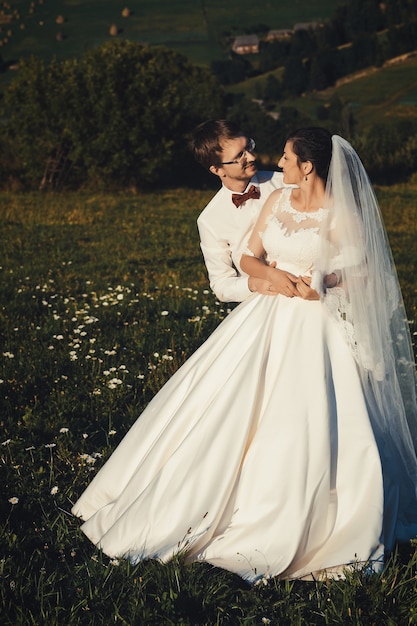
[197,171,285,302]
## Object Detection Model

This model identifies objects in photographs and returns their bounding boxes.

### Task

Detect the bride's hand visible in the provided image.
[296,276,320,300]
[269,268,298,298]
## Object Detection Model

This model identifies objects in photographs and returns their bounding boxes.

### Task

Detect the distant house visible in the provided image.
[232,34,259,55]
[266,29,293,42]
[294,21,320,32]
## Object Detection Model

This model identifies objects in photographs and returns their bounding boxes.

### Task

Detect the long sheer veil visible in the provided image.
[312,135,417,548]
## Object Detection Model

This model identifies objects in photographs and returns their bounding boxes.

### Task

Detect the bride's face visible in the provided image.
[278,141,303,184]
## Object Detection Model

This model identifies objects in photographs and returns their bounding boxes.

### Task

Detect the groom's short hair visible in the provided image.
[191,119,244,170]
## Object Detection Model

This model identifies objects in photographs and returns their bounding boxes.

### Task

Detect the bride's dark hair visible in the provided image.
[286,127,332,182]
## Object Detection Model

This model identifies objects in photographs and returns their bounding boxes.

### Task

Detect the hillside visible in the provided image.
[1,0,416,188]
[2,1,416,129]
[229,54,417,133]
[0,0,337,70]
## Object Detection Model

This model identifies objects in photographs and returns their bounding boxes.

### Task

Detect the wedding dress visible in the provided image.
[72,186,391,582]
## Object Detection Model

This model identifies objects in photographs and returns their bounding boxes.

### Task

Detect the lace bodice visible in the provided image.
[261,187,329,276]
[259,188,362,365]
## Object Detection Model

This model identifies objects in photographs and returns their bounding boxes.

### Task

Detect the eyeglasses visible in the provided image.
[218,138,256,165]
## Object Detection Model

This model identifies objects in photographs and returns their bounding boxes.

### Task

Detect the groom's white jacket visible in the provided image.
[197,171,285,303]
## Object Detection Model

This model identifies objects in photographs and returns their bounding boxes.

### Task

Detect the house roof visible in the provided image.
[233,34,259,46]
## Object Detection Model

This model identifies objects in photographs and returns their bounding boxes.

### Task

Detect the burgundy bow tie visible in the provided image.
[232,185,260,208]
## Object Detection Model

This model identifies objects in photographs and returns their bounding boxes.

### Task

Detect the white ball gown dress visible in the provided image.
[72,187,385,582]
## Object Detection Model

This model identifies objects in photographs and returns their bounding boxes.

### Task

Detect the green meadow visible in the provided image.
[1,0,336,68]
[2,187,417,624]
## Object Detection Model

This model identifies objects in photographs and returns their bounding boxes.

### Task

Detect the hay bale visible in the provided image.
[122,8,131,17]
[56,15,65,25]
[109,24,119,36]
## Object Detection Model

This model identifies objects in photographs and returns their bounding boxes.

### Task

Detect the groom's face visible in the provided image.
[211,135,258,187]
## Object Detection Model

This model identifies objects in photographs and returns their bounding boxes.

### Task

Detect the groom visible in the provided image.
[191,119,290,303]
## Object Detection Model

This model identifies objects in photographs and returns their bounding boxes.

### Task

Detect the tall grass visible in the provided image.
[1,188,417,625]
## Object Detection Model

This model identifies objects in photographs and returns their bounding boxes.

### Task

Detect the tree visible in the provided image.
[258,40,291,73]
[289,28,316,58]
[263,74,282,101]
[226,97,287,159]
[282,57,308,97]
[4,41,224,189]
[384,0,417,27]
[355,120,417,183]
[210,53,253,85]
[343,0,382,39]
[308,54,330,91]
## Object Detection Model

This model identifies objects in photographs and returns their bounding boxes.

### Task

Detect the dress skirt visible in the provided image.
[72,292,384,582]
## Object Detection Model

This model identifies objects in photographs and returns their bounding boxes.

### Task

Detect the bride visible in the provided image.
[72,127,417,582]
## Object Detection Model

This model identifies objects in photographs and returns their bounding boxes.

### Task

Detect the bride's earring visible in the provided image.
[305,175,308,181]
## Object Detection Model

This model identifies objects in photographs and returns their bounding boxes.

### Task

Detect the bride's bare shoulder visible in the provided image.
[267,187,286,201]
[263,187,287,209]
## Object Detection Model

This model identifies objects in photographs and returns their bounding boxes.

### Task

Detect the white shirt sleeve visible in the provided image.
[198,220,252,302]
[197,171,286,303]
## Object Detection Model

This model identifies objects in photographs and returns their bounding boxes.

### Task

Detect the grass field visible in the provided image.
[0,0,336,90]
[0,0,336,65]
[2,187,417,624]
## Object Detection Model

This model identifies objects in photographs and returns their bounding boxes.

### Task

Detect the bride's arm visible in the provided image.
[241,190,299,297]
